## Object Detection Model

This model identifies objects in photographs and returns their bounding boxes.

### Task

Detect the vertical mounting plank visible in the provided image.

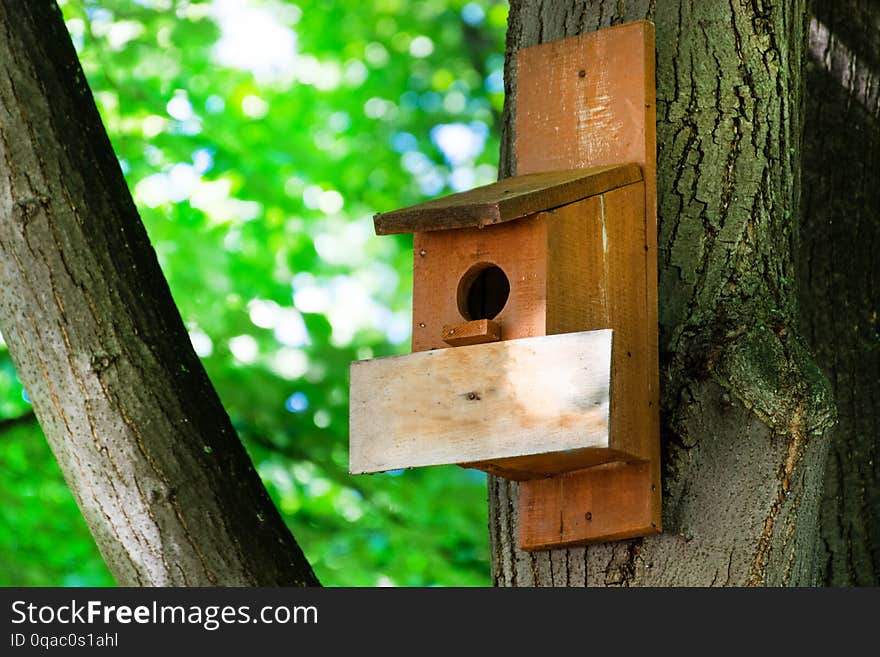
[515,20,661,549]
[519,462,654,549]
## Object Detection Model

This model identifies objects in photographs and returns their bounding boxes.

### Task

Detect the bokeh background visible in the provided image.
[0,0,507,586]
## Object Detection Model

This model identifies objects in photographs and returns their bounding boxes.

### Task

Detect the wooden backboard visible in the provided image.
[514,20,661,549]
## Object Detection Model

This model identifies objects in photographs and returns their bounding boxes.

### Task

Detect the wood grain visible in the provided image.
[374,164,641,235]
[349,330,612,474]
[518,462,658,550]
[552,184,654,462]
[412,215,548,352]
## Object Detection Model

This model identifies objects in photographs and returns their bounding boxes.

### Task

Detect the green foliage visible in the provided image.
[0,420,112,586]
[0,0,507,586]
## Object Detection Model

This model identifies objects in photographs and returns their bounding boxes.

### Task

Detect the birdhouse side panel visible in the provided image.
[545,182,656,467]
[411,216,549,353]
[545,194,608,335]
[604,183,656,471]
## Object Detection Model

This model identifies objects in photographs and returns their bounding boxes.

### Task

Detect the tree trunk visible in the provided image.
[800,0,880,585]
[0,1,318,586]
[490,0,837,586]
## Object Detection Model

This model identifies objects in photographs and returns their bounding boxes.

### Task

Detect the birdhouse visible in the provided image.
[349,20,661,550]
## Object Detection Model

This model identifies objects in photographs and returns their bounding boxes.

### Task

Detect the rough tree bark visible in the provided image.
[800,0,880,585]
[0,2,318,585]
[490,0,838,586]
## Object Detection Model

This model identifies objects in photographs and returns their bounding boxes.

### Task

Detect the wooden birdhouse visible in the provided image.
[349,20,661,550]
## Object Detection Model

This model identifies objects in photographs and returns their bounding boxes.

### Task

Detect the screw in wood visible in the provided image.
[419,249,426,256]
[418,322,426,328]
[584,512,592,521]
[578,69,586,78]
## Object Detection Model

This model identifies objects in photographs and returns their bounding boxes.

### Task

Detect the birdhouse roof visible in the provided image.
[373,162,642,235]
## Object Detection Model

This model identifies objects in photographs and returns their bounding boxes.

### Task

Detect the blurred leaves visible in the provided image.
[0,0,507,586]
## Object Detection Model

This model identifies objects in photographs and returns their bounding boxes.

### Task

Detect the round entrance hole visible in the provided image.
[457,263,510,320]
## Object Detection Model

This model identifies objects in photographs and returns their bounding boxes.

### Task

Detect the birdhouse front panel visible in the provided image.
[411,215,549,353]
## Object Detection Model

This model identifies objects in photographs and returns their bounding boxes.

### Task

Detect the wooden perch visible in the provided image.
[442,319,501,347]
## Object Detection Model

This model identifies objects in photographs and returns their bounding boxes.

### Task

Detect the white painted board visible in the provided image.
[349,329,612,474]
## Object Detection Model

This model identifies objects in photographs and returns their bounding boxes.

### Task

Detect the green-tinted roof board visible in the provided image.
[373,162,643,235]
